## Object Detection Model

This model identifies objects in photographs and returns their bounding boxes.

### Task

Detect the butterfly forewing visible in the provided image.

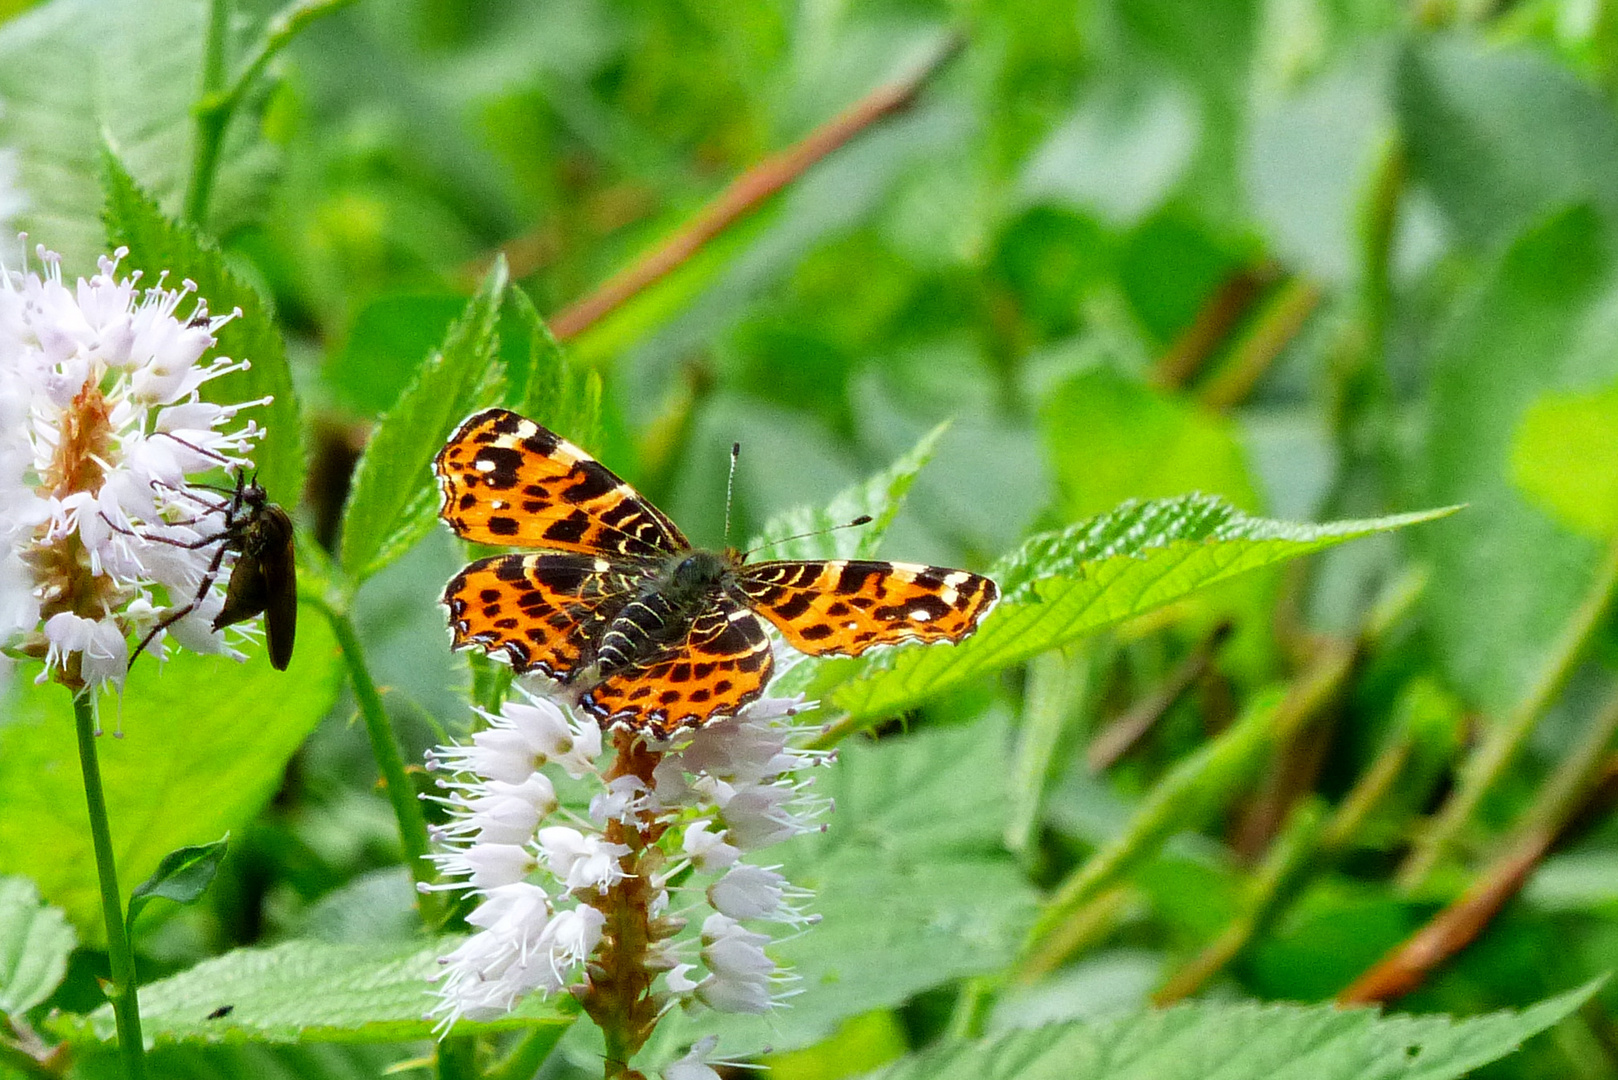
[435,408,686,559]
[738,559,999,656]
[444,552,642,681]
[581,596,774,739]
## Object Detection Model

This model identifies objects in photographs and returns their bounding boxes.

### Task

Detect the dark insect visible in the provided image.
[126,469,298,671]
[204,1005,234,1020]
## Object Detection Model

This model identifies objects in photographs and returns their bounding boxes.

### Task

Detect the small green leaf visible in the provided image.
[752,421,948,562]
[338,259,509,585]
[865,983,1597,1080]
[508,288,603,452]
[0,876,76,1017]
[127,837,229,928]
[818,495,1455,724]
[55,938,572,1046]
[101,150,303,505]
[1512,381,1618,538]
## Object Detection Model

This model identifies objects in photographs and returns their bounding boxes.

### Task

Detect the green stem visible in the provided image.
[71,689,145,1080]
[183,0,358,223]
[1153,799,1327,1005]
[1399,530,1618,890]
[1014,637,1355,983]
[319,603,442,923]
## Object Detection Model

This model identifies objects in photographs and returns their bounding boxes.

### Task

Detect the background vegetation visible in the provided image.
[5,0,1618,1077]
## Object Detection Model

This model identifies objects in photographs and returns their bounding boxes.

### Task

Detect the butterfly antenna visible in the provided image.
[723,441,740,546]
[743,515,874,559]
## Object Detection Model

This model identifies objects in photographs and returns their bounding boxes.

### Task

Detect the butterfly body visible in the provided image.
[436,409,998,738]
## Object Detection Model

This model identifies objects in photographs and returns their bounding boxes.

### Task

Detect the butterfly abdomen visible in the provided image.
[591,550,733,678]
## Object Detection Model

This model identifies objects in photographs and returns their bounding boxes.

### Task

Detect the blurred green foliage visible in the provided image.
[6,0,1618,1077]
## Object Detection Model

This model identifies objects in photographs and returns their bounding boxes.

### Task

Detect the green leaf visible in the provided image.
[1042,367,1258,520]
[818,495,1453,724]
[1511,380,1618,538]
[864,983,1596,1080]
[0,0,270,270]
[55,938,572,1046]
[325,293,466,418]
[101,150,304,506]
[752,421,948,562]
[1397,37,1618,251]
[508,288,603,452]
[1418,206,1618,715]
[127,837,229,928]
[0,876,75,1017]
[649,716,1038,1062]
[338,259,509,585]
[0,606,342,940]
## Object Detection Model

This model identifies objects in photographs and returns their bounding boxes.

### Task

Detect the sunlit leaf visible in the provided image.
[815,496,1452,724]
[865,983,1595,1080]
[0,607,342,940]
[56,938,572,1045]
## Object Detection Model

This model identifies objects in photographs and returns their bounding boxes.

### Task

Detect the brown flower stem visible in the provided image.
[546,32,964,342]
[1341,687,1618,1005]
[584,730,670,1079]
[1088,621,1232,773]
[1196,277,1323,411]
[71,687,146,1080]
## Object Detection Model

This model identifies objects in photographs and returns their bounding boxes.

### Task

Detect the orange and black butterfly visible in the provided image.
[434,408,998,738]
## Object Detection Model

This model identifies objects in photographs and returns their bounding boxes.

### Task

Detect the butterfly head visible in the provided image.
[667,549,733,605]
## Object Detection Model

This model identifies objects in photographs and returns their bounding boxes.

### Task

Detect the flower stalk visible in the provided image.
[71,687,145,1080]
[583,730,670,1077]
[425,687,826,1075]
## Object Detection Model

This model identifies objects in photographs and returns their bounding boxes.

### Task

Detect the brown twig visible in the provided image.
[547,33,965,342]
[1088,621,1233,772]
[1150,263,1279,391]
[1340,692,1618,1006]
[1198,277,1323,411]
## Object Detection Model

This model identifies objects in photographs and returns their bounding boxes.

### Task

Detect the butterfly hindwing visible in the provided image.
[738,559,999,657]
[581,595,774,739]
[444,552,642,681]
[435,408,686,559]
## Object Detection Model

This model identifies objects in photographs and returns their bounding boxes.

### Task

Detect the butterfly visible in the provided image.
[434,408,999,738]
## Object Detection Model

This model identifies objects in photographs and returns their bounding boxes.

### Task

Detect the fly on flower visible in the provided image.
[0,244,276,690]
[435,408,1000,737]
[125,467,297,671]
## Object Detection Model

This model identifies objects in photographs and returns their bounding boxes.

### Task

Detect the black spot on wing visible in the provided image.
[474,446,525,489]
[563,461,620,504]
[522,427,560,455]
[835,563,883,596]
[544,510,591,544]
